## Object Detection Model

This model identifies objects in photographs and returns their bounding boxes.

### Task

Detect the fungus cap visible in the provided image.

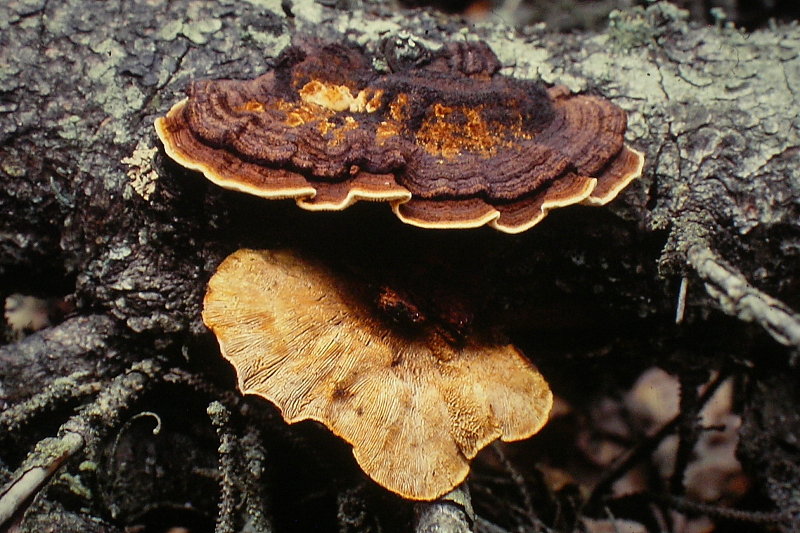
[202,249,553,500]
[156,40,644,233]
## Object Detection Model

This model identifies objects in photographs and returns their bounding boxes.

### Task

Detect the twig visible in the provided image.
[604,506,622,533]
[489,443,557,533]
[687,245,800,347]
[99,411,163,519]
[645,492,787,525]
[238,425,274,533]
[675,276,688,324]
[0,432,83,530]
[474,516,512,533]
[0,372,101,434]
[209,401,236,533]
[162,367,242,413]
[414,484,474,533]
[0,359,162,532]
[584,369,729,513]
[490,444,536,522]
[669,369,711,496]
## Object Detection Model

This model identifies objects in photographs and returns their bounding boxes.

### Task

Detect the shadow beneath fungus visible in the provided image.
[211,188,665,331]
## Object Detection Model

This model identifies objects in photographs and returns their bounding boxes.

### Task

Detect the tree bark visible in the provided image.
[1,0,799,531]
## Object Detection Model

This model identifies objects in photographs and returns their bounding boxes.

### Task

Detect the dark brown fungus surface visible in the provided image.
[156,40,644,233]
[203,249,553,500]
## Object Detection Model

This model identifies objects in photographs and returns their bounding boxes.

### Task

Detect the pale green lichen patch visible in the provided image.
[57,472,93,500]
[107,245,133,262]
[89,37,126,59]
[78,461,98,472]
[345,19,406,44]
[122,142,159,201]
[287,0,324,25]
[607,8,664,50]
[57,115,83,140]
[0,62,22,94]
[582,38,663,98]
[157,20,184,41]
[1,154,27,178]
[242,27,291,50]
[81,37,146,135]
[155,11,222,43]
[181,18,223,45]
[489,37,589,92]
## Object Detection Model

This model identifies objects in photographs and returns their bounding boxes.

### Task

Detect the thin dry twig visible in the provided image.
[0,431,84,531]
[687,245,800,348]
[414,484,475,533]
[0,359,162,532]
[237,425,274,533]
[646,492,788,525]
[584,369,730,513]
[488,443,558,533]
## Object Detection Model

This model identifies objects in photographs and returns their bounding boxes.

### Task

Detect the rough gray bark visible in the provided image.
[0,315,121,404]
[1,0,799,531]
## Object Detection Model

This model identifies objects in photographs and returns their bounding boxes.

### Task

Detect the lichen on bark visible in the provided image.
[1,0,800,531]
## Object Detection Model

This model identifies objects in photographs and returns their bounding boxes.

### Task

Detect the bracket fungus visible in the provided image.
[156,40,644,233]
[202,249,553,500]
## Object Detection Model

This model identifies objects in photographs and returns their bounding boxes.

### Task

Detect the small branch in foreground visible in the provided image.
[208,401,236,533]
[0,373,101,434]
[0,360,162,532]
[414,484,475,533]
[687,244,800,349]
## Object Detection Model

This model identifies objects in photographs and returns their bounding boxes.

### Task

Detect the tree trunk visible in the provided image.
[1,0,799,531]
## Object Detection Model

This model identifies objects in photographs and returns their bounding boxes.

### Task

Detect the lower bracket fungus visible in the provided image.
[156,39,644,233]
[202,249,553,500]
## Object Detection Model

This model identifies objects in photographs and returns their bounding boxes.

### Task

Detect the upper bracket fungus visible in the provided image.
[202,249,553,500]
[156,39,644,233]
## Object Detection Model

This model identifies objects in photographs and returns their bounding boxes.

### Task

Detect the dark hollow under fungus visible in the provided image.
[155,39,644,233]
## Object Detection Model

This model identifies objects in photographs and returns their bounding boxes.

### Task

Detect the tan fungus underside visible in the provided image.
[202,249,553,500]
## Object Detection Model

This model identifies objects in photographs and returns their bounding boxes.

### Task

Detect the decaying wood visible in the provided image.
[1,0,799,531]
